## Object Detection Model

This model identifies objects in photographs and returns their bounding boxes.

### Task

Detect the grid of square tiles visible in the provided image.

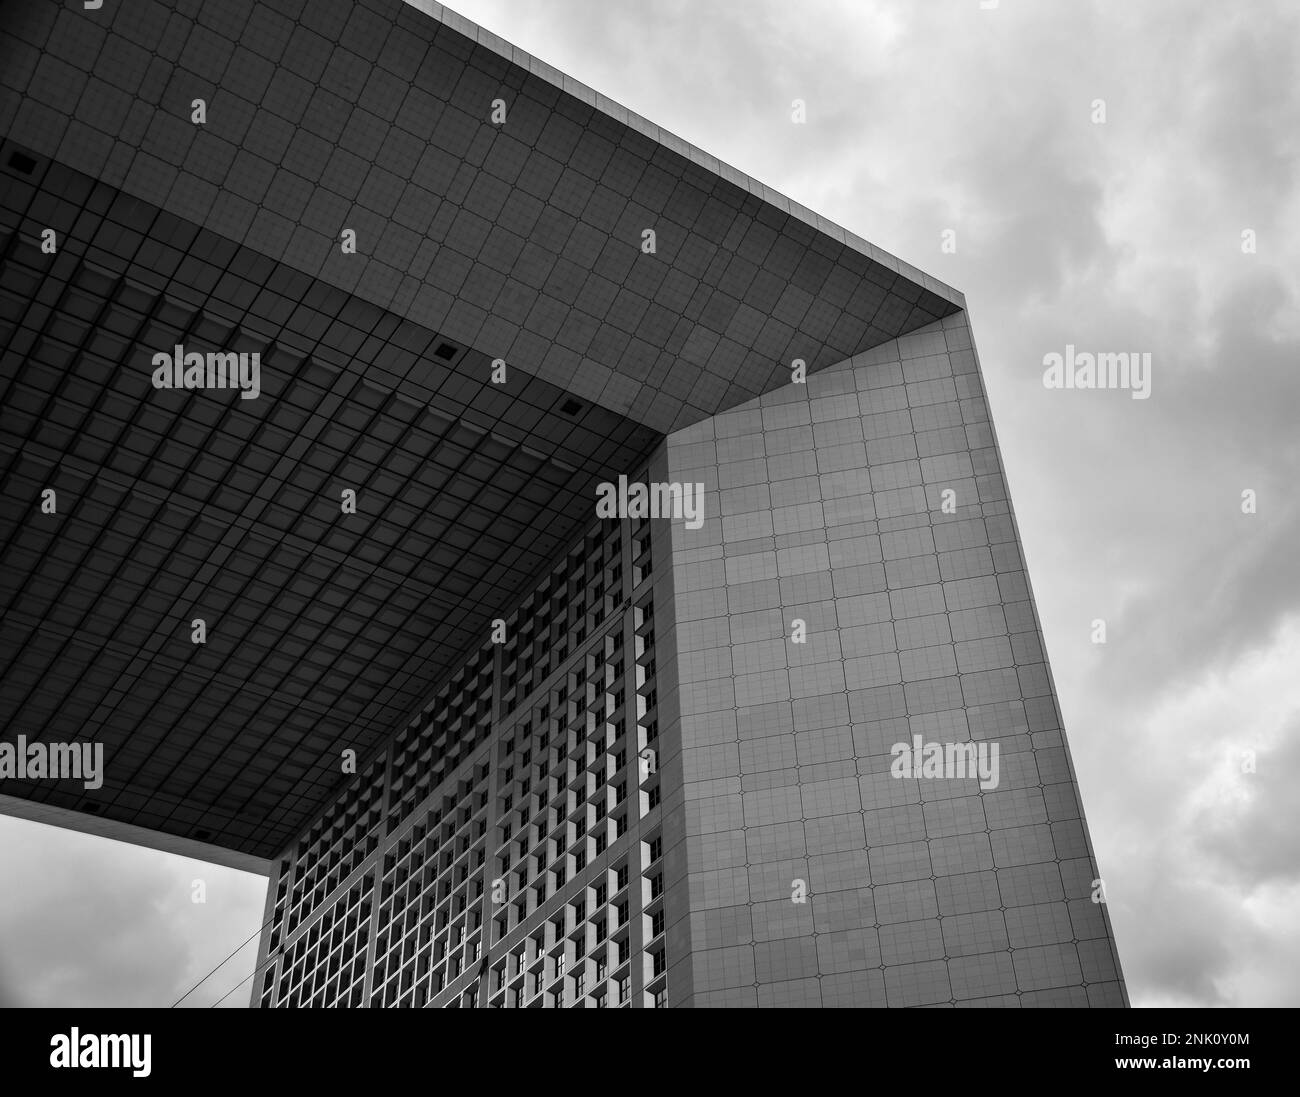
[263,871,374,1008]
[653,313,1126,1007]
[0,0,956,435]
[0,145,656,855]
[386,646,495,831]
[370,763,491,1007]
[484,625,666,1009]
[497,523,623,711]
[282,756,384,936]
[257,501,671,1006]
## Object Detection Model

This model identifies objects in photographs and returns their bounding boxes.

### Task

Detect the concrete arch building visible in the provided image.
[0,0,1126,1007]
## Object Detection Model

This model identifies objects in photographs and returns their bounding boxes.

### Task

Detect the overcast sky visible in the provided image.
[2,0,1297,1008]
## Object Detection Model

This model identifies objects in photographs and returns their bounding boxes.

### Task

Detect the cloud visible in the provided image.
[1197,712,1300,891]
[0,818,266,1008]
[1088,614,1300,1006]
